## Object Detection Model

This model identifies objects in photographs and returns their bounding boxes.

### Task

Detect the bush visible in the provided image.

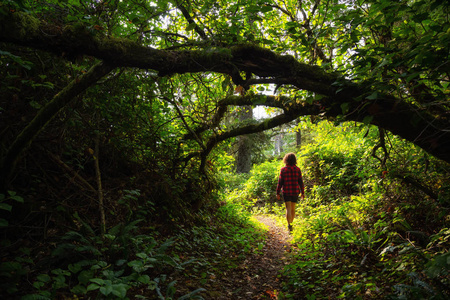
[243,160,280,201]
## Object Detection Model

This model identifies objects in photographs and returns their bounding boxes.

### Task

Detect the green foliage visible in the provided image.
[0,191,24,227]
[243,160,280,200]
[220,159,280,211]
[221,119,450,299]
[298,121,377,203]
[0,259,29,294]
[22,216,200,299]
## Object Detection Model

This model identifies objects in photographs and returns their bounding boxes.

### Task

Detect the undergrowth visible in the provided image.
[220,121,450,299]
[0,192,267,299]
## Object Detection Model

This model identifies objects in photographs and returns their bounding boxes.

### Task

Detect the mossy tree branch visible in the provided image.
[1,12,449,164]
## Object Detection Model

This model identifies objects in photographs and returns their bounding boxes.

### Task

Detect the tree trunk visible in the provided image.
[274,133,284,156]
[236,106,253,173]
[296,120,302,149]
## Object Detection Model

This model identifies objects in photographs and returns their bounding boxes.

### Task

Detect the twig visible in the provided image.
[94,133,106,238]
[45,149,96,192]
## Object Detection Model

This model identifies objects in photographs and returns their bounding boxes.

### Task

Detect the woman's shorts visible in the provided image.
[283,194,299,203]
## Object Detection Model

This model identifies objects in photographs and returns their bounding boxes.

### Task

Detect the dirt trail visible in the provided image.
[211,215,292,299]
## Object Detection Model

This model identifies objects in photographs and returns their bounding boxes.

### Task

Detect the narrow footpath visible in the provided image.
[211,215,293,299]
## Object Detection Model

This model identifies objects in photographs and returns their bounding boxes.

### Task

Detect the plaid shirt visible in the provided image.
[276,165,305,196]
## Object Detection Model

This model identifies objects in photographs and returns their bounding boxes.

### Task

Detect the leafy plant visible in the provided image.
[0,191,24,227]
[23,214,202,299]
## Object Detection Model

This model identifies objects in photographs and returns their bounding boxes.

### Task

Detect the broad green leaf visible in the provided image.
[89,278,104,285]
[100,284,113,296]
[0,203,12,212]
[36,274,51,282]
[186,22,197,31]
[111,283,128,298]
[340,102,350,114]
[362,115,373,125]
[86,283,100,292]
[366,92,378,100]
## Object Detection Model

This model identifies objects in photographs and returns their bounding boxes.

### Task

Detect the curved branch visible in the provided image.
[199,112,300,172]
[183,105,227,140]
[372,128,388,167]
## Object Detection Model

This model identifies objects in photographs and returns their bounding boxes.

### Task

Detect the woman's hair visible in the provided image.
[283,152,297,166]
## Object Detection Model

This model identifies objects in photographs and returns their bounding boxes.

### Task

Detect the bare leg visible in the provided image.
[285,201,296,224]
[285,201,291,225]
[288,201,296,223]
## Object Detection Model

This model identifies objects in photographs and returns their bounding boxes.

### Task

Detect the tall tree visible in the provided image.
[236,106,253,173]
[296,120,302,149]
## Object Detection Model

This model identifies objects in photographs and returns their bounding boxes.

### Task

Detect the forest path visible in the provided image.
[209,215,293,299]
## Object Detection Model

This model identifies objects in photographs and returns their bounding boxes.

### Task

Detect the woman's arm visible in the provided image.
[298,169,305,198]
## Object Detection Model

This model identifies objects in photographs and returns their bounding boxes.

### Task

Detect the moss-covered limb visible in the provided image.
[0,12,343,98]
[0,12,230,73]
[341,94,450,164]
[218,91,450,163]
[0,61,114,188]
[0,12,336,85]
[212,112,300,144]
[2,12,450,163]
[229,44,336,83]
[218,94,326,116]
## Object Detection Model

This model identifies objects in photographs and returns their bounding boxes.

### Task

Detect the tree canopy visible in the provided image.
[1,0,449,182]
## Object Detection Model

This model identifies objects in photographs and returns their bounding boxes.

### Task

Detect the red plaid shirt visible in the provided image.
[276,165,304,196]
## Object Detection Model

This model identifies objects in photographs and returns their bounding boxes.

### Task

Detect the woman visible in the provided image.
[276,153,305,232]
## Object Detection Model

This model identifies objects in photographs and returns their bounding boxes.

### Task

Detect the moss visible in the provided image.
[231,43,274,60]
[100,36,130,53]
[17,12,40,37]
[98,36,142,58]
[2,12,40,39]
[198,47,233,64]
[61,24,94,46]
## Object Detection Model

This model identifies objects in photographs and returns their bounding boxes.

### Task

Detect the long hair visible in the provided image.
[283,152,297,166]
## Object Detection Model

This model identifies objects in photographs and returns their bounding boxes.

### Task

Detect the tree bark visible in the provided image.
[1,12,449,164]
[274,133,283,156]
[236,106,253,173]
[296,120,302,149]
